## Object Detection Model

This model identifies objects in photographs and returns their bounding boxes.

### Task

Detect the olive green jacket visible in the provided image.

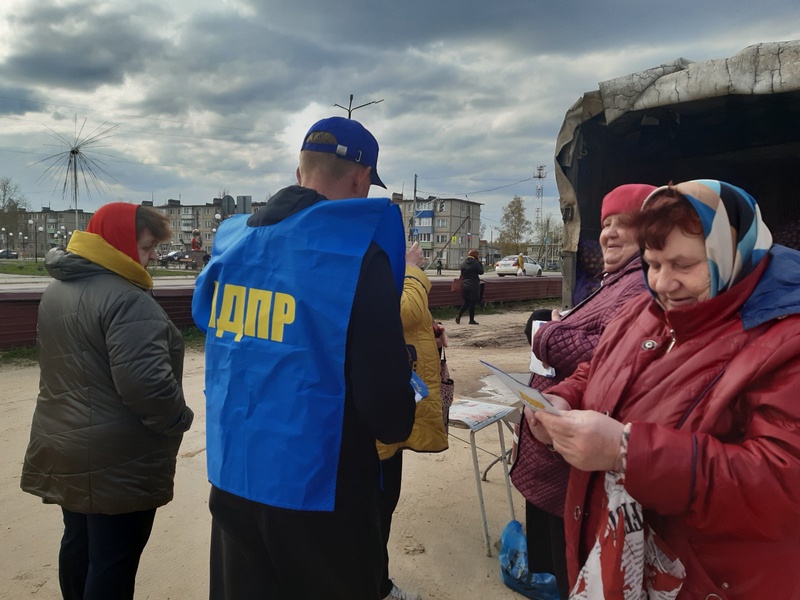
[21,242,193,514]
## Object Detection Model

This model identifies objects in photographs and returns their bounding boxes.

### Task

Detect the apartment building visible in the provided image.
[145,195,261,253]
[10,208,93,260]
[7,195,262,259]
[391,193,482,269]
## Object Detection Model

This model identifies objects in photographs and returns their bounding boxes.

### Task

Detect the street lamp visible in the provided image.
[59,225,66,248]
[9,231,13,250]
[28,219,44,263]
[1,227,6,252]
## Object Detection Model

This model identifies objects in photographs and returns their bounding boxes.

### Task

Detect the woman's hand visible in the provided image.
[432,321,448,348]
[524,394,571,446]
[406,242,426,269]
[536,409,624,472]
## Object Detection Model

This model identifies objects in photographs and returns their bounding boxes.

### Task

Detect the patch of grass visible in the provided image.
[0,345,38,367]
[431,298,560,321]
[0,260,48,275]
[0,329,206,366]
[181,326,206,351]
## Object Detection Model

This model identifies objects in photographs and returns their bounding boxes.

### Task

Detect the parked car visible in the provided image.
[546,261,560,271]
[494,255,543,277]
[0,249,19,259]
[163,250,183,262]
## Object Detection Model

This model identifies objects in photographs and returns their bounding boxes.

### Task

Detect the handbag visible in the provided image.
[439,347,454,429]
[569,471,685,600]
[451,276,463,293]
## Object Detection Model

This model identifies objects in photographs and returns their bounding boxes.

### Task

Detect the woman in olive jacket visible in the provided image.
[21,203,193,600]
[376,241,449,600]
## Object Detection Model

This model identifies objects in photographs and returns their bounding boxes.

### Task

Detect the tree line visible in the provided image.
[0,177,30,237]
[496,195,562,261]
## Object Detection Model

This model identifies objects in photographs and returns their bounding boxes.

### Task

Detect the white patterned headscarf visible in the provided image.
[643,180,773,298]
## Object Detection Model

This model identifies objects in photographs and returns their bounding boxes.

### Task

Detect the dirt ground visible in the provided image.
[1,303,555,600]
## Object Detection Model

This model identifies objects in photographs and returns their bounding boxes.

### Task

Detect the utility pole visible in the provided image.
[534,165,547,258]
[425,214,471,270]
[333,94,384,119]
[410,174,417,242]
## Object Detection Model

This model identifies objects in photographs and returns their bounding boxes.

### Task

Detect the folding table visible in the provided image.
[448,399,520,556]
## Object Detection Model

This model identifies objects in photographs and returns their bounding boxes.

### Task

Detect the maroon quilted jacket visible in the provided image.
[510,256,646,514]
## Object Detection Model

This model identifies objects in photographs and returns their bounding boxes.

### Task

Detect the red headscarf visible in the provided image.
[86,203,140,264]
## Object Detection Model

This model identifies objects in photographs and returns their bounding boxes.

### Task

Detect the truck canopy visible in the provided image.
[554,40,800,307]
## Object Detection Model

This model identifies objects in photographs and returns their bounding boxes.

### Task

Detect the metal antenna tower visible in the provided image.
[534,165,546,226]
[333,94,384,119]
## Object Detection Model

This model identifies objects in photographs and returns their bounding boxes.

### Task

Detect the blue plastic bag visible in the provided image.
[499,520,561,600]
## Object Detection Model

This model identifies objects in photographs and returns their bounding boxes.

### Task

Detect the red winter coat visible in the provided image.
[552,254,800,599]
[510,257,646,514]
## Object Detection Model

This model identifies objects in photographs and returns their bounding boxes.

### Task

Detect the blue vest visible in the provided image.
[192,197,405,511]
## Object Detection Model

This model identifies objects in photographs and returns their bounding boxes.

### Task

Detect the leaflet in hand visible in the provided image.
[479,360,560,415]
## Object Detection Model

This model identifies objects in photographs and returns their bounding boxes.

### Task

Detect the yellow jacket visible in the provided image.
[377,265,449,460]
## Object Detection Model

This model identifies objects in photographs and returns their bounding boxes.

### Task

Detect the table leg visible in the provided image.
[496,420,516,522]
[469,430,492,556]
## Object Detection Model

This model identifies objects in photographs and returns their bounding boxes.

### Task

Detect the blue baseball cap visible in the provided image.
[300,116,386,188]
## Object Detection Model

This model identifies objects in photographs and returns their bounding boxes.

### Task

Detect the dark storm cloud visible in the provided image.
[127,11,342,117]
[236,0,800,55]
[0,86,45,115]
[129,9,465,121]
[1,1,170,90]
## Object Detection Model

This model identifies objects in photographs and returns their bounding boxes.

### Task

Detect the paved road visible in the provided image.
[0,273,199,293]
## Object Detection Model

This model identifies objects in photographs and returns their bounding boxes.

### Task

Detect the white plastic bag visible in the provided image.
[570,472,685,600]
[529,320,555,377]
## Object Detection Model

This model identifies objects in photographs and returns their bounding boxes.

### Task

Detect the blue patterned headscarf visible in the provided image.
[644,180,773,298]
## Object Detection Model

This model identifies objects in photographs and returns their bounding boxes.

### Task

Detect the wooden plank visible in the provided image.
[428,276,562,308]
[0,293,41,349]
[0,276,562,349]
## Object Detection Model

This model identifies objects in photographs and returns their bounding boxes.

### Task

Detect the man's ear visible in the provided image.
[296,166,302,185]
[352,165,372,194]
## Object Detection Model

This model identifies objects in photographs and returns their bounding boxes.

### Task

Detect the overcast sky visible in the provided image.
[1,0,798,234]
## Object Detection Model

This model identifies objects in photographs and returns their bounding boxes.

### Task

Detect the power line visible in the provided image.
[0,94,284,136]
[416,175,535,198]
[0,146,294,180]
[0,115,282,146]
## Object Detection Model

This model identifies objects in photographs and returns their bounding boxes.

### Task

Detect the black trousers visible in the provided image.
[457,286,480,321]
[59,507,156,600]
[377,452,404,598]
[209,485,384,600]
[525,501,569,600]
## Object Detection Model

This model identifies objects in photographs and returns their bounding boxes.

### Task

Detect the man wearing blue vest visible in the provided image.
[192,116,416,599]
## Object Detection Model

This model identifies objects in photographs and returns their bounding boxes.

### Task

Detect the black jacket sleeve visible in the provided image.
[346,243,415,444]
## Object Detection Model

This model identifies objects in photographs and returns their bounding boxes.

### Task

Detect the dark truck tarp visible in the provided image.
[553,40,800,307]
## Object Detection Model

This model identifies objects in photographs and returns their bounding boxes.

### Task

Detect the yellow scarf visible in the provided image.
[67,230,153,289]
